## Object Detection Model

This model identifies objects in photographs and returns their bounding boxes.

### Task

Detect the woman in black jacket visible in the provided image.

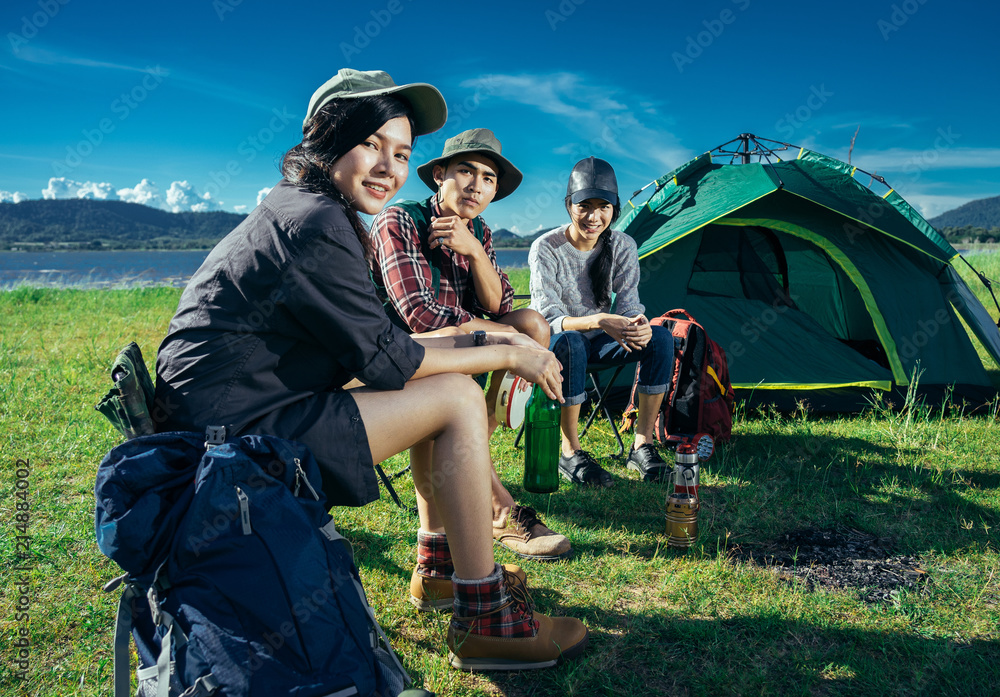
[154,69,587,672]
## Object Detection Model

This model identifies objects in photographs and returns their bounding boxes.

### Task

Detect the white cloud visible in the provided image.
[77,181,118,200]
[256,187,272,205]
[42,177,121,201]
[165,180,201,212]
[42,177,82,199]
[117,179,162,207]
[823,146,1000,175]
[460,72,693,172]
[36,176,259,213]
[0,190,29,203]
[165,181,224,213]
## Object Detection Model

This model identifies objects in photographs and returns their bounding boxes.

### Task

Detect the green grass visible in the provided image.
[1,263,999,696]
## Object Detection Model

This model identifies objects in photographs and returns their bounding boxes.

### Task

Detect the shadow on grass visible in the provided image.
[484,610,1000,697]
[341,526,413,586]
[710,432,1000,556]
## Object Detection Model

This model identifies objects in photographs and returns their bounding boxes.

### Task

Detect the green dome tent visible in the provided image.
[616,134,1000,410]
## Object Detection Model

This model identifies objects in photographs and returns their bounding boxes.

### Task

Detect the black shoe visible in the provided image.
[626,444,671,482]
[558,450,614,488]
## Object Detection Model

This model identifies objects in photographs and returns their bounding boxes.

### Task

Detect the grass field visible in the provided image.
[1,257,999,696]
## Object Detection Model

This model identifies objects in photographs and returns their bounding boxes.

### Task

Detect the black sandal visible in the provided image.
[558,450,614,488]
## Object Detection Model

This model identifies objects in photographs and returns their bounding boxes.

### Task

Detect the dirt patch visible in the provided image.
[729,526,928,603]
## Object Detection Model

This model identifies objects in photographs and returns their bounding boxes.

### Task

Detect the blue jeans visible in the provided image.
[550,325,674,406]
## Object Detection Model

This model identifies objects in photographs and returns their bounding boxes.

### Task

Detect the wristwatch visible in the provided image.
[472,330,488,347]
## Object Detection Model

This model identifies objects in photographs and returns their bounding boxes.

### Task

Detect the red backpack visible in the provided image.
[621,309,735,444]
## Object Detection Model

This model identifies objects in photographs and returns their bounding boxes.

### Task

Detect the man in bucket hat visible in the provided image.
[371,129,573,594]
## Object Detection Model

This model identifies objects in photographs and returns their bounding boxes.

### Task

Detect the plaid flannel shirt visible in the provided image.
[370,196,515,333]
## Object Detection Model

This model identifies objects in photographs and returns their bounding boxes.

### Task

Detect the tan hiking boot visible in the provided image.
[410,564,526,612]
[447,565,588,671]
[493,504,572,561]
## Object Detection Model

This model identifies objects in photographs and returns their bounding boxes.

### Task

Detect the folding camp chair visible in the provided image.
[579,363,628,457]
[514,363,629,458]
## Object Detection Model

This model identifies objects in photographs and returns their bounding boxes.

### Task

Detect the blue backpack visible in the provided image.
[95,428,424,697]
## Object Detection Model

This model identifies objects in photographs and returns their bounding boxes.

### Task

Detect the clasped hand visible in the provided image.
[599,313,651,352]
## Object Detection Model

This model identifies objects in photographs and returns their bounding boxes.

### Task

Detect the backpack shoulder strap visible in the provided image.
[469,215,486,245]
[392,196,442,299]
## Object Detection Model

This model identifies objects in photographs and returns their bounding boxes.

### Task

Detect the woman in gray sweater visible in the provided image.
[529,157,674,487]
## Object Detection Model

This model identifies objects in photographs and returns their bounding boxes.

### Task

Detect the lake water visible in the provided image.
[0,249,532,289]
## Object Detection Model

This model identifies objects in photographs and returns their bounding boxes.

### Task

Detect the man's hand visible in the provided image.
[428,216,483,258]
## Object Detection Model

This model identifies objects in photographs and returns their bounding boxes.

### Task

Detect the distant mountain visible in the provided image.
[0,199,247,250]
[0,199,564,252]
[929,195,1000,229]
[491,226,557,248]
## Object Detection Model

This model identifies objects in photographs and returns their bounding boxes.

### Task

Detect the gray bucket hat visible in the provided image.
[416,128,523,201]
[304,68,447,136]
[567,157,619,207]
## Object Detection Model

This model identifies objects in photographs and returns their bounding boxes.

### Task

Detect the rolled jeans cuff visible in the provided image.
[637,383,667,395]
[563,391,588,407]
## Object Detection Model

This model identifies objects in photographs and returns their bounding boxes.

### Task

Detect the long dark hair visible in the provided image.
[566,196,622,308]
[281,95,415,260]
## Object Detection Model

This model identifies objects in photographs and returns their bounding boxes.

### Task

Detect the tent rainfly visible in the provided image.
[616,134,1000,410]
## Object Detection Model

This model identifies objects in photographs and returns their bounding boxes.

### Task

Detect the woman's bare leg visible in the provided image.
[560,403,583,456]
[352,373,494,579]
[632,391,666,449]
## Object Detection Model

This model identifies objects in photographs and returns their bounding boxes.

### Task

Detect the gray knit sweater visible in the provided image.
[528,224,644,338]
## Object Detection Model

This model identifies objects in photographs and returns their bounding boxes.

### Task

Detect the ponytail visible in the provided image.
[588,228,615,308]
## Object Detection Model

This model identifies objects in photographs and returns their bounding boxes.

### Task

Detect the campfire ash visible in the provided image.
[729,526,928,603]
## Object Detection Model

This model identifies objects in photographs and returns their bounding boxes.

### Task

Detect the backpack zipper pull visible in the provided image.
[236,486,251,535]
[293,458,320,501]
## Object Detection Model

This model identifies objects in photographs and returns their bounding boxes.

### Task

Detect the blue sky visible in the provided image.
[2,0,998,233]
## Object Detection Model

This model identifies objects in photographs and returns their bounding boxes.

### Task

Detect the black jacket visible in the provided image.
[155,180,424,506]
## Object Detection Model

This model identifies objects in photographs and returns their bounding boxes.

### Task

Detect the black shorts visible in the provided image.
[245,390,376,508]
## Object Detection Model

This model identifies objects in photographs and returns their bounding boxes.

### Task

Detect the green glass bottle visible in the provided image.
[523,382,560,493]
